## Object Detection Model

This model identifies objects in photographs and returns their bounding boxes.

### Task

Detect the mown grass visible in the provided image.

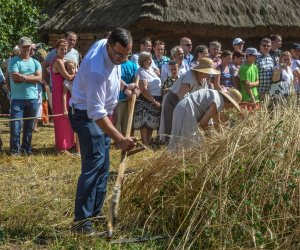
[0,120,165,249]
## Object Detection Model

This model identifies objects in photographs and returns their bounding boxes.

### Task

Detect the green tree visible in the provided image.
[0,0,46,61]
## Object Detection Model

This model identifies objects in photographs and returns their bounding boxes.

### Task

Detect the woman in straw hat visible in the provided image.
[159,58,220,143]
[168,88,242,151]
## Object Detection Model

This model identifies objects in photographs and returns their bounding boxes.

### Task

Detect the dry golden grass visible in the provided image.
[120,98,300,249]
[2,98,300,249]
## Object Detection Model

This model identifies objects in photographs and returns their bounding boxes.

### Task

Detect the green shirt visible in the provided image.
[239,63,259,102]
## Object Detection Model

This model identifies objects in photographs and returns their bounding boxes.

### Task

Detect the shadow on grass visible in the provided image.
[0,147,57,157]
[32,147,57,155]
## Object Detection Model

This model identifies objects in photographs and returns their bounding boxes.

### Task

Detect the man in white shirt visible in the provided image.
[69,28,136,235]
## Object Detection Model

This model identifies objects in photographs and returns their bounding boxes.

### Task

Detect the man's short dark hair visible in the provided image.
[260,38,271,44]
[270,34,282,41]
[220,50,232,58]
[108,28,132,47]
[193,45,208,58]
[154,40,165,47]
[140,38,152,46]
[64,31,77,38]
[232,50,245,59]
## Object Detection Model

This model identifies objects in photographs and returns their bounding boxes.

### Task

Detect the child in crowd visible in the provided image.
[63,60,80,155]
[161,61,179,97]
[239,48,260,111]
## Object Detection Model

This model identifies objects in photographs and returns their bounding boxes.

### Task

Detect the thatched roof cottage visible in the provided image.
[39,0,300,54]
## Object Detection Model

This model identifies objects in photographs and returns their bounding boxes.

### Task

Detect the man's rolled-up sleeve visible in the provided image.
[86,72,108,121]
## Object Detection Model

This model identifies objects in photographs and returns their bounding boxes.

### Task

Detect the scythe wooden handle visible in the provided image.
[107,77,139,239]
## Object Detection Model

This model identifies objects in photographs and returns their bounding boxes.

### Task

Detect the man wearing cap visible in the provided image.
[168,88,242,151]
[239,48,260,110]
[232,38,245,52]
[180,37,194,65]
[159,58,220,143]
[256,38,275,101]
[8,37,42,155]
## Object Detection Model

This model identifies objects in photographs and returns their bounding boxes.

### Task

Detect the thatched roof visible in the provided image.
[39,0,300,38]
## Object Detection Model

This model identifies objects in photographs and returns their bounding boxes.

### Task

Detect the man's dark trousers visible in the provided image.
[69,108,110,227]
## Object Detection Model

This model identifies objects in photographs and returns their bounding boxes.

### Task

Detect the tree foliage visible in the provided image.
[0,0,47,60]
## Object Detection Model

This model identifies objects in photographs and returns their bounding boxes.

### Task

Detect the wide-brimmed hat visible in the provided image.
[219,88,242,112]
[192,58,220,75]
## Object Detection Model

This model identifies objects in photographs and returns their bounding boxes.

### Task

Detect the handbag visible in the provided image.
[269,71,290,98]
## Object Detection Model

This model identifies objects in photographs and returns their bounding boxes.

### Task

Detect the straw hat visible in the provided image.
[192,58,220,75]
[219,88,242,112]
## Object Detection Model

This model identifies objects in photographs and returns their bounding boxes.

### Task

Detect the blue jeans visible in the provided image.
[69,108,110,226]
[10,99,38,154]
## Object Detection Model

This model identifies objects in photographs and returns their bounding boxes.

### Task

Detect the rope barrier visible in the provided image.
[0,114,63,123]
[0,114,10,117]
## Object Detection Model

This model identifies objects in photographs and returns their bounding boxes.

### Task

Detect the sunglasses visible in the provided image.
[109,44,132,59]
[184,44,192,47]
[261,44,271,48]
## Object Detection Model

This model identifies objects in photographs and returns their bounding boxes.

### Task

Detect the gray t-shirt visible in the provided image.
[168,89,224,151]
[188,89,224,118]
[45,48,80,65]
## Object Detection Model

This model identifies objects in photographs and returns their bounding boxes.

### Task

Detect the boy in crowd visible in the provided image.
[239,48,260,110]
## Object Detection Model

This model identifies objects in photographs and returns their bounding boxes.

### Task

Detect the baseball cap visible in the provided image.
[18,37,32,46]
[291,43,300,50]
[245,47,260,56]
[232,38,245,45]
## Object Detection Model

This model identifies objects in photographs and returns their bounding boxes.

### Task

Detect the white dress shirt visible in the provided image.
[70,39,121,121]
